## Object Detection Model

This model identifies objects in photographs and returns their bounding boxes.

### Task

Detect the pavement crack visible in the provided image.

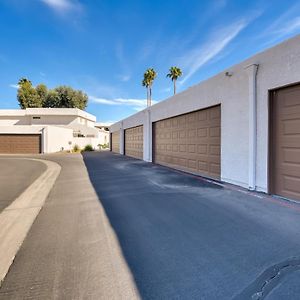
[233,257,300,300]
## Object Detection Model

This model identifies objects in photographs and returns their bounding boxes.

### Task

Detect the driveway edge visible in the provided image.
[0,158,61,287]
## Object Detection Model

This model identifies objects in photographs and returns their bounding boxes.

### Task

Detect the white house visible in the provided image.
[110,34,300,202]
[0,108,109,153]
[95,123,110,145]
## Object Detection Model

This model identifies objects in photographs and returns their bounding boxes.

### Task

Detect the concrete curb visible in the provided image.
[0,158,61,286]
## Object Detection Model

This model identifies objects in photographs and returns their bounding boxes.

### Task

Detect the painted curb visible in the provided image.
[0,158,61,286]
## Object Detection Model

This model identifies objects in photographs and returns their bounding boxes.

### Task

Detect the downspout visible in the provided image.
[245,63,259,190]
[142,108,150,162]
[41,127,47,154]
[120,121,124,155]
[148,108,151,162]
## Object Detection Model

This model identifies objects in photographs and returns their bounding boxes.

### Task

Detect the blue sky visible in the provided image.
[0,0,300,124]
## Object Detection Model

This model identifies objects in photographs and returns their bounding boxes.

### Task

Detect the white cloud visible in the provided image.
[118,75,131,82]
[98,121,115,127]
[90,97,117,105]
[212,0,227,11]
[268,16,300,39]
[115,41,131,82]
[9,84,19,89]
[261,4,300,46]
[161,87,171,93]
[276,17,300,36]
[179,19,249,84]
[89,96,157,111]
[41,0,80,12]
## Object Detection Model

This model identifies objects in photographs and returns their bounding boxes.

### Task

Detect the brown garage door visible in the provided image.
[125,125,143,159]
[0,134,41,154]
[153,105,221,179]
[270,84,300,201]
[111,131,120,153]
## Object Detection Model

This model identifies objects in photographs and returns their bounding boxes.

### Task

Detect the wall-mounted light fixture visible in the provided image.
[225,71,233,77]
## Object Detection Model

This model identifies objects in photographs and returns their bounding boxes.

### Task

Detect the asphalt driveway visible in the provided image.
[82,152,300,299]
[0,158,46,212]
[1,152,300,299]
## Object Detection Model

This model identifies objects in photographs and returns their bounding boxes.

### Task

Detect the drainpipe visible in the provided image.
[41,127,47,154]
[245,63,259,190]
[147,108,152,162]
[143,108,151,162]
[120,121,124,155]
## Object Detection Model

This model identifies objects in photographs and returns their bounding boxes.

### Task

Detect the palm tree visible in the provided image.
[166,67,182,95]
[142,68,157,107]
[142,78,150,107]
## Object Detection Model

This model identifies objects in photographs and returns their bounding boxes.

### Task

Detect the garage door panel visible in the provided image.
[0,134,41,154]
[282,148,300,163]
[198,111,208,121]
[197,128,208,138]
[124,125,143,159]
[210,144,221,155]
[210,162,221,175]
[187,159,197,169]
[282,119,300,135]
[153,105,221,179]
[283,175,300,193]
[210,126,221,137]
[271,85,300,201]
[210,107,221,119]
[111,131,120,153]
[198,161,208,172]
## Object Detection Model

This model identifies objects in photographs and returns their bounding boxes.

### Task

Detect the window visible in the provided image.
[32,116,41,120]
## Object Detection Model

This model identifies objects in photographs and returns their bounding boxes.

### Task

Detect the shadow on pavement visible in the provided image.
[82,151,300,300]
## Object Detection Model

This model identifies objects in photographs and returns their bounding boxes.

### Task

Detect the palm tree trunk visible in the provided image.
[173,79,176,95]
[149,87,152,106]
[147,88,149,107]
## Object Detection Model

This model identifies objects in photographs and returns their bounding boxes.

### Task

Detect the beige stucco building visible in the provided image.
[0,108,109,153]
[110,34,300,202]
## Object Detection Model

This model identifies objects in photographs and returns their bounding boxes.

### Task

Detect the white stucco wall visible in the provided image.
[0,116,30,126]
[0,108,108,153]
[110,34,300,193]
[26,108,96,122]
[31,115,77,126]
[43,126,73,153]
[0,108,98,140]
[0,108,96,128]
[0,125,43,134]
[97,130,110,145]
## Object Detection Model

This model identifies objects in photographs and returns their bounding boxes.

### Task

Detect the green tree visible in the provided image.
[142,68,157,107]
[167,66,182,95]
[36,84,48,106]
[51,86,88,110]
[43,89,59,108]
[16,78,88,110]
[18,77,32,86]
[17,79,42,108]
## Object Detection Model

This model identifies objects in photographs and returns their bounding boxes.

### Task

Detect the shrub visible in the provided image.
[98,143,109,150]
[83,144,94,152]
[72,144,80,153]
